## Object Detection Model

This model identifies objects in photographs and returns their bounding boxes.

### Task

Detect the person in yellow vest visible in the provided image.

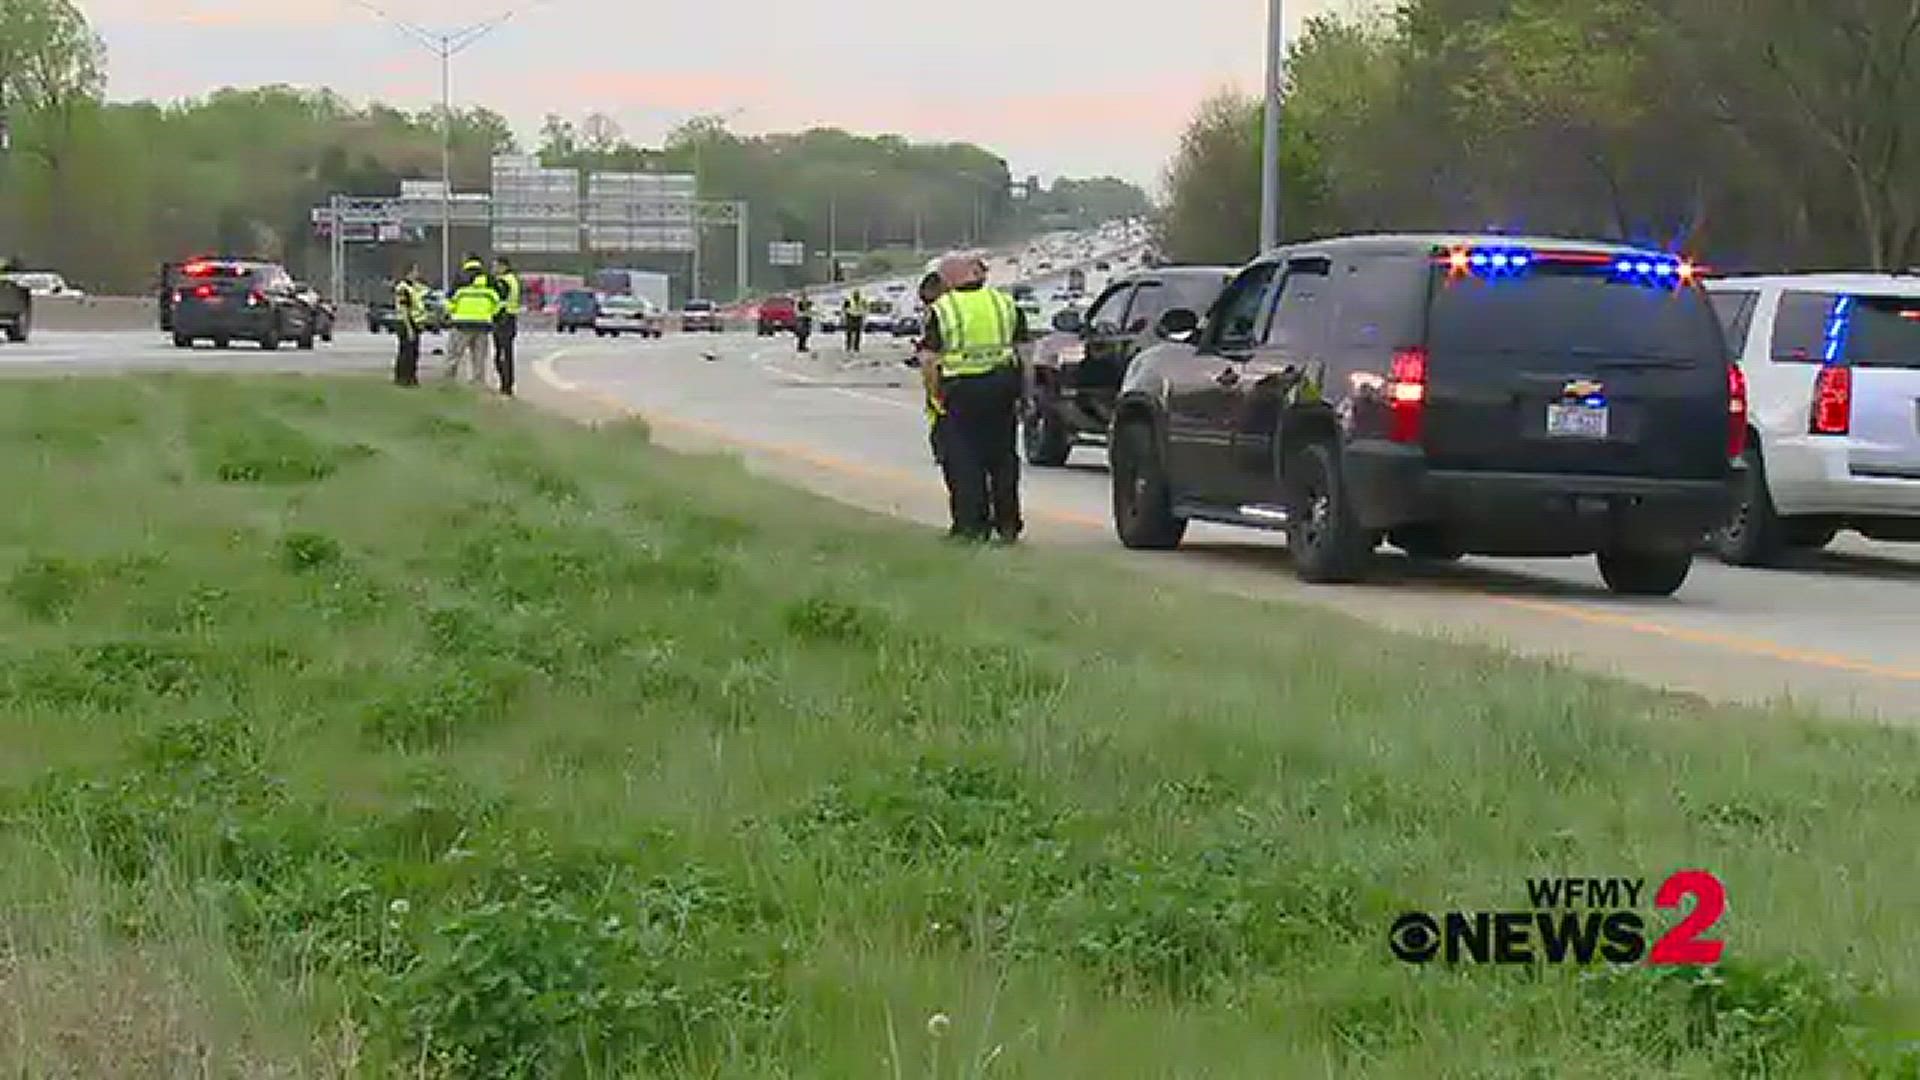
[795,293,814,354]
[392,263,427,387]
[445,255,498,386]
[490,256,521,397]
[843,289,869,353]
[914,270,948,464]
[920,254,1029,542]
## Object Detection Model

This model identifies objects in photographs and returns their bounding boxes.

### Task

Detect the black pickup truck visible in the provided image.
[0,271,30,343]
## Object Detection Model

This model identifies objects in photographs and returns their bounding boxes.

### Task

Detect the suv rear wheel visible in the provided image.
[1716,445,1785,565]
[1112,419,1186,549]
[1286,442,1372,583]
[5,312,29,343]
[1597,547,1692,596]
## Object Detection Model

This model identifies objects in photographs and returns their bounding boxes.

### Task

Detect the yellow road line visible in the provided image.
[1489,596,1920,682]
[532,348,1920,686]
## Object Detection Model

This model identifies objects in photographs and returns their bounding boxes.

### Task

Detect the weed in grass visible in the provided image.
[489,452,585,504]
[279,530,343,573]
[782,595,886,646]
[360,660,526,750]
[6,555,86,620]
[190,414,367,484]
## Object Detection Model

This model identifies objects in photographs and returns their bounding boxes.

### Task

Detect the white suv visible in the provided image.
[1708,274,1920,563]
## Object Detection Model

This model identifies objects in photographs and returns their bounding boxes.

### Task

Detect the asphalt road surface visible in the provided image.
[531,331,1920,726]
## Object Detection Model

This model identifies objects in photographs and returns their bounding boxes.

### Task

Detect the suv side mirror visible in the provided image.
[1051,308,1084,334]
[1156,307,1200,340]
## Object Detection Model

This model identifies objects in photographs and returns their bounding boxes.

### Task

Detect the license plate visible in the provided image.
[1546,402,1609,438]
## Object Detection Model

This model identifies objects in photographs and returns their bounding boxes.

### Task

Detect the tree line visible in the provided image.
[1158,0,1920,275]
[0,0,1147,295]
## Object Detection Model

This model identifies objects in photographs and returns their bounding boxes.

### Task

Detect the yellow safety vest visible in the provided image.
[846,294,868,317]
[930,286,1019,378]
[496,272,521,313]
[449,274,499,326]
[395,280,426,327]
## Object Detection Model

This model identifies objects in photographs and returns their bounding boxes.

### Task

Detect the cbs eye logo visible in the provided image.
[1389,912,1442,963]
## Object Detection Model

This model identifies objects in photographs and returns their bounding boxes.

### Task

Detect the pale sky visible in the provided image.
[82,0,1376,189]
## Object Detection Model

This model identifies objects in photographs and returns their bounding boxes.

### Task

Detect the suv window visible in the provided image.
[1205,263,1280,352]
[1773,290,1920,368]
[1770,291,1836,362]
[1084,283,1133,334]
[1264,257,1333,349]
[1428,264,1723,363]
[1124,282,1168,333]
[1709,289,1759,354]
[1328,255,1429,347]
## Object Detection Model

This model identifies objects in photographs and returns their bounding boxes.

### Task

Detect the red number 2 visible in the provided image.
[1647,869,1727,965]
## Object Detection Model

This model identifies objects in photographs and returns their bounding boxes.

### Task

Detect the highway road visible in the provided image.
[8,222,1913,725]
[530,330,1920,726]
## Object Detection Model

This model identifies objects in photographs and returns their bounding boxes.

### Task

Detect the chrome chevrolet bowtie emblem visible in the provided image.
[1563,379,1605,398]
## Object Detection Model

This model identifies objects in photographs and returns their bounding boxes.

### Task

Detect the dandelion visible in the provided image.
[926,1013,951,1038]
[388,898,411,916]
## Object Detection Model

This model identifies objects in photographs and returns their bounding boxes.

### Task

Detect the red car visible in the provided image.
[756,295,799,336]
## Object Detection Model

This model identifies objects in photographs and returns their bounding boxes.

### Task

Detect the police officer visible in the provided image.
[795,293,814,354]
[921,254,1028,541]
[490,256,521,397]
[914,270,948,464]
[445,255,499,385]
[843,289,868,353]
[392,262,427,387]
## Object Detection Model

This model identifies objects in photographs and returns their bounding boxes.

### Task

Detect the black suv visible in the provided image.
[1109,234,1744,596]
[1024,266,1232,466]
[170,259,319,350]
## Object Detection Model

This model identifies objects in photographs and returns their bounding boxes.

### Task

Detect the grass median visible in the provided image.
[0,374,1915,1076]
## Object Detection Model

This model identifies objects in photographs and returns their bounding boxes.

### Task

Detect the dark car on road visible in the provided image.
[368,288,449,334]
[292,282,336,342]
[170,259,320,350]
[0,272,29,343]
[555,289,599,333]
[1108,234,1743,596]
[1023,265,1233,466]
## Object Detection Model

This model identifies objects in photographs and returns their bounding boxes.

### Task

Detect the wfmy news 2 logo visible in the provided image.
[1389,870,1727,966]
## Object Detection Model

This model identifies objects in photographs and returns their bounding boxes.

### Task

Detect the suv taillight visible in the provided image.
[1387,347,1428,444]
[1810,364,1851,435]
[193,284,214,298]
[1727,363,1749,458]
[246,290,266,307]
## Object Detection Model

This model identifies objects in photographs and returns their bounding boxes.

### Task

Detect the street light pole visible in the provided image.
[440,45,452,290]
[351,0,533,291]
[1259,0,1284,253]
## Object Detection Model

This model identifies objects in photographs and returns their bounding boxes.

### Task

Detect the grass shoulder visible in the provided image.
[0,375,1913,1076]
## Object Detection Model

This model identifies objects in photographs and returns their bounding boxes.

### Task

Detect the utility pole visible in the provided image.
[351,0,531,291]
[1259,0,1284,253]
[828,192,838,284]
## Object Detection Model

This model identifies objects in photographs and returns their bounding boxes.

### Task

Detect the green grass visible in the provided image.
[1,374,1917,1077]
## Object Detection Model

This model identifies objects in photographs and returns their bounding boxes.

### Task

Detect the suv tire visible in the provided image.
[1597,547,1692,596]
[1716,444,1785,566]
[5,312,29,343]
[1286,442,1371,583]
[1112,419,1186,549]
[1023,401,1073,467]
[172,334,192,349]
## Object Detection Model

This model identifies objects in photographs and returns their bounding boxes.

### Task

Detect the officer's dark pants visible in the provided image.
[846,317,864,353]
[795,318,812,352]
[938,367,1023,539]
[492,315,518,394]
[394,325,421,386]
